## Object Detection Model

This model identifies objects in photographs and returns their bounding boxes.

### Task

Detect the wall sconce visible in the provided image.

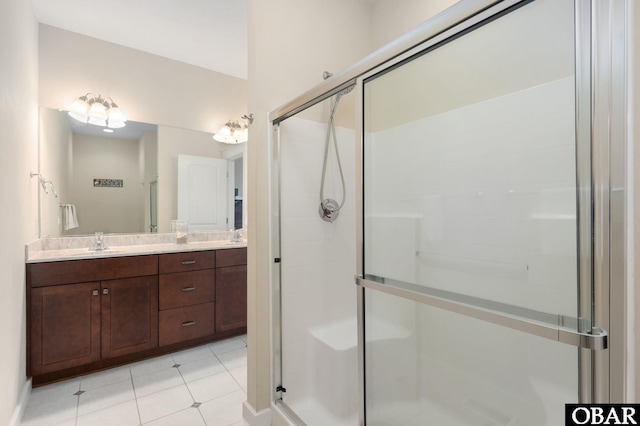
[67,93,127,129]
[213,114,254,144]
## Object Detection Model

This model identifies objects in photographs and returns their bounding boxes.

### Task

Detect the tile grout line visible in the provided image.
[129,366,144,426]
[138,351,204,426]
[171,345,209,425]
[74,380,81,426]
[212,340,248,391]
[75,375,138,423]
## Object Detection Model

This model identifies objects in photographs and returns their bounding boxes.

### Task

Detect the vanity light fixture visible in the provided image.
[213,113,254,144]
[68,93,127,129]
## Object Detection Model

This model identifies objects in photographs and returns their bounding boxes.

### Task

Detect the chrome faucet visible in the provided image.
[231,229,243,242]
[93,231,107,251]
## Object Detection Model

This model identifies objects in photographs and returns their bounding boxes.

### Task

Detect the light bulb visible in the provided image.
[107,106,126,123]
[88,100,107,121]
[68,97,89,115]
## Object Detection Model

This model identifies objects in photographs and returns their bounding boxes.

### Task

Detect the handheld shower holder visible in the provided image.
[319,198,340,223]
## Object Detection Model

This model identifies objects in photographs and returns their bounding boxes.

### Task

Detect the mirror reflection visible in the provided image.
[38,107,244,238]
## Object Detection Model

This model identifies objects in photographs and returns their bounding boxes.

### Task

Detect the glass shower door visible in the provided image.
[359,0,606,424]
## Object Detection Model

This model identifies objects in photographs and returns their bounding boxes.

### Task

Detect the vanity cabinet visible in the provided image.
[27,247,247,385]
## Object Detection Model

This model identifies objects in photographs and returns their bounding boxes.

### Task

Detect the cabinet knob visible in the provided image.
[103,288,109,295]
[92,290,99,296]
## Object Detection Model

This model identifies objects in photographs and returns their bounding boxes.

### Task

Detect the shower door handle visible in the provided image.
[355,275,608,351]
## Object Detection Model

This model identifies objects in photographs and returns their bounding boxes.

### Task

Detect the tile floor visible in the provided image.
[21,336,249,426]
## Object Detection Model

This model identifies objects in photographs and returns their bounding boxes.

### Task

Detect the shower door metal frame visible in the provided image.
[268,0,630,424]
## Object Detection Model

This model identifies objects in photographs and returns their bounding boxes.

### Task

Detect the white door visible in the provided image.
[177,155,228,230]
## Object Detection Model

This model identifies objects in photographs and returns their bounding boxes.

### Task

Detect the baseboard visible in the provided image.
[243,400,272,426]
[9,378,31,426]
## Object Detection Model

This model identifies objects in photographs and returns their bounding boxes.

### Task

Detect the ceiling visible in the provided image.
[67,113,157,140]
[30,0,248,80]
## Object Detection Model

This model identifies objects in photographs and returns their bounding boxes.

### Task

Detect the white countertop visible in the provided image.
[26,231,247,263]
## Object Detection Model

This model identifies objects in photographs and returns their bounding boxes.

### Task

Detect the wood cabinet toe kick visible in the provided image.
[27,247,247,385]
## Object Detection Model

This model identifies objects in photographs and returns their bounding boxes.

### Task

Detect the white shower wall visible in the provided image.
[279,115,357,424]
[366,76,577,314]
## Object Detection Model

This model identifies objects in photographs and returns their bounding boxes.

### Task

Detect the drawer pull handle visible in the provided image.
[182,286,197,292]
[182,260,197,265]
[182,321,196,327]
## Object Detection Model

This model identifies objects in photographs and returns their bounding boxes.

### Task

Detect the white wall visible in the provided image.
[370,0,458,48]
[0,1,39,425]
[38,24,247,136]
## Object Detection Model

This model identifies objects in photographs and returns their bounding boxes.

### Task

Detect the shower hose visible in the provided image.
[319,88,349,221]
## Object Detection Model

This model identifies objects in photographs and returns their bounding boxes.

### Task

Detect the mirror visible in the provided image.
[38,107,245,238]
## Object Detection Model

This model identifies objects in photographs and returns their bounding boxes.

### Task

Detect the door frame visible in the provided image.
[223,144,247,230]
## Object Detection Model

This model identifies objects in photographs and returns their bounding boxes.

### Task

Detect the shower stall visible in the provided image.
[270,0,627,424]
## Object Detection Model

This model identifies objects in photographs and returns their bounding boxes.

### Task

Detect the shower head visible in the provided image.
[323,71,354,99]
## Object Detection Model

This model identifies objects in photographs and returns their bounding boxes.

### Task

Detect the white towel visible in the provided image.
[62,204,79,230]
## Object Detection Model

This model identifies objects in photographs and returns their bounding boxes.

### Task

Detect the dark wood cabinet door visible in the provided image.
[215,265,247,333]
[31,282,101,376]
[101,276,159,359]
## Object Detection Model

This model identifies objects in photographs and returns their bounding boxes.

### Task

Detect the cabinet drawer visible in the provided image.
[215,248,247,268]
[158,251,215,274]
[159,302,215,346]
[159,270,215,310]
[29,255,158,287]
